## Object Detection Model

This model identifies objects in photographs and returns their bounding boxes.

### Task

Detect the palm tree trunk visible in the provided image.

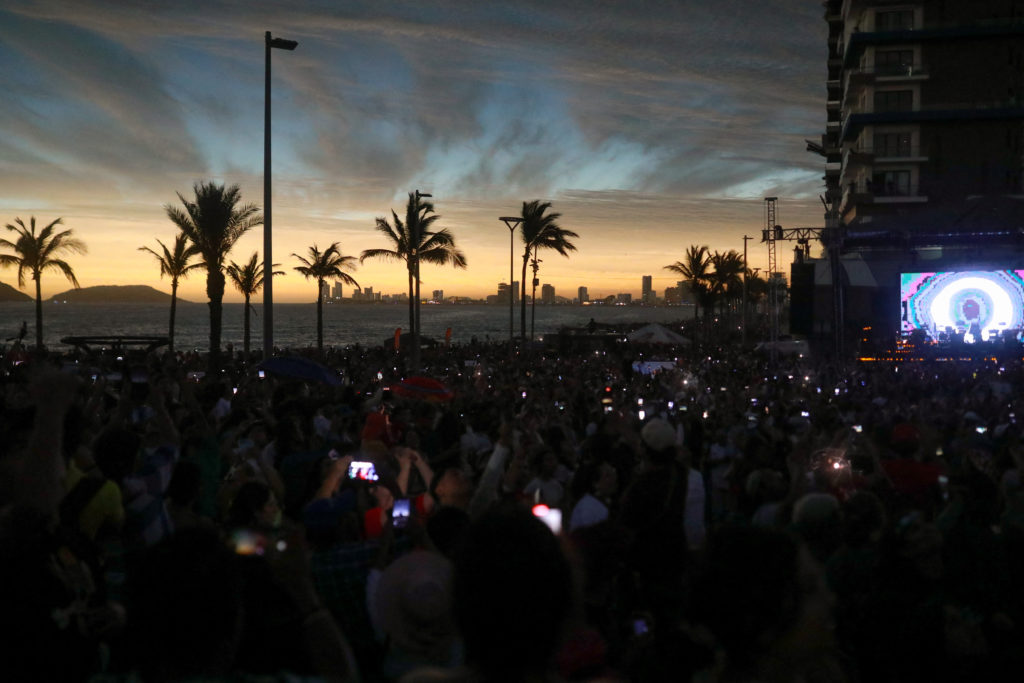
[520,251,530,341]
[530,250,538,339]
[169,279,178,353]
[34,275,43,351]
[316,279,324,356]
[407,266,415,337]
[243,293,251,358]
[414,267,421,336]
[207,267,225,371]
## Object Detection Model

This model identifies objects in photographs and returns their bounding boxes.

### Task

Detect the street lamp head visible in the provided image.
[500,216,523,230]
[267,32,298,50]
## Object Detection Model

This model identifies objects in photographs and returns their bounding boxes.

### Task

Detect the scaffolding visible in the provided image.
[761,196,830,358]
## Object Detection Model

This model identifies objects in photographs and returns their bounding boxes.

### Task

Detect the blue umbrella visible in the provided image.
[258,356,343,386]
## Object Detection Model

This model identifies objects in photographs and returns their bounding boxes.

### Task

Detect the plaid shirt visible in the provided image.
[309,536,411,667]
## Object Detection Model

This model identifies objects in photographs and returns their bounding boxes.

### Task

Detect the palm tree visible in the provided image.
[165,181,261,370]
[663,244,711,322]
[226,252,282,359]
[0,217,86,350]
[360,193,466,337]
[708,249,745,318]
[293,243,359,355]
[519,200,578,341]
[138,233,202,353]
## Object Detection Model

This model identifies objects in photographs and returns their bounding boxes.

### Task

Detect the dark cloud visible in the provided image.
[0,0,832,297]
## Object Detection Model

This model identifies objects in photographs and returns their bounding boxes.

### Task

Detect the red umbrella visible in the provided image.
[391,376,454,402]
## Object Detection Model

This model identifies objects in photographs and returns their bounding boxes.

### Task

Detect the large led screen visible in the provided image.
[901,270,1024,343]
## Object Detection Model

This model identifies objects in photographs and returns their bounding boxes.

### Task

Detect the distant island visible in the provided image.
[49,285,196,304]
[0,281,33,303]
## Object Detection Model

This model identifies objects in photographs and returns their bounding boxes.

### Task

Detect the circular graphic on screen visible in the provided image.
[929,277,1014,340]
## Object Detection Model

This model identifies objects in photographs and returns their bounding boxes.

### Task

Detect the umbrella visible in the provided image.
[258,356,343,386]
[391,375,454,402]
[627,323,691,346]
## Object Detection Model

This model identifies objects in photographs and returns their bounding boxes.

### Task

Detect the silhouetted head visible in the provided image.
[692,526,835,675]
[93,426,141,482]
[225,481,280,530]
[126,527,243,680]
[453,504,573,680]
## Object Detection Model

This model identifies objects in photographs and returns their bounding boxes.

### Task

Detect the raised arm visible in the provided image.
[1,369,78,515]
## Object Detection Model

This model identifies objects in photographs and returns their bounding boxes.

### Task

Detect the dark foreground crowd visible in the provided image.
[2,334,1024,683]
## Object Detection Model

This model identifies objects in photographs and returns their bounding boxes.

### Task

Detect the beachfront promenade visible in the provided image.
[2,330,1024,682]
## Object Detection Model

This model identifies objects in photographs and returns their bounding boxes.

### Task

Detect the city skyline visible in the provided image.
[0,1,827,303]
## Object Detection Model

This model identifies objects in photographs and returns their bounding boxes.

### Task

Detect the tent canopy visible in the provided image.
[627,323,691,346]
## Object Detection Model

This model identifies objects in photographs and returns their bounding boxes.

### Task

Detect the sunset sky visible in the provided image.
[0,0,829,303]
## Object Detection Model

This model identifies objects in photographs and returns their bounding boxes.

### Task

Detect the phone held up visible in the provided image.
[347,460,380,482]
[392,498,411,528]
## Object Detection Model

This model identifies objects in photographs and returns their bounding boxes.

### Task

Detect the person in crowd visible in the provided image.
[8,323,1024,681]
[691,525,840,683]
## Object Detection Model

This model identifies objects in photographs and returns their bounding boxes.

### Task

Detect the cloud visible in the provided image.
[0,0,833,299]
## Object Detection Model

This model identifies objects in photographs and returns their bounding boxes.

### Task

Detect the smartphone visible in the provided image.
[801,411,810,418]
[347,460,379,481]
[853,424,863,433]
[392,498,411,528]
[229,529,267,556]
[976,426,988,434]
[531,503,562,535]
[258,370,266,379]
[232,387,238,395]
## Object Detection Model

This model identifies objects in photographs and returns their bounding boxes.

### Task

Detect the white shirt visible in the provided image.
[569,493,609,531]
[684,468,706,549]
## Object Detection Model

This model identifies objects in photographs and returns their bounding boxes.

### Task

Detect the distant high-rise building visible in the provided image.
[577,286,589,303]
[432,289,444,302]
[641,275,653,304]
[332,281,343,300]
[541,283,555,303]
[320,282,331,300]
[497,282,520,304]
[616,292,632,304]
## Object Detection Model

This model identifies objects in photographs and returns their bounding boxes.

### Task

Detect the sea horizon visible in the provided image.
[0,301,695,351]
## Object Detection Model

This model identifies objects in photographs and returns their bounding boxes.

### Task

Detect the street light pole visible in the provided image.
[263,30,297,360]
[742,234,751,347]
[500,216,523,345]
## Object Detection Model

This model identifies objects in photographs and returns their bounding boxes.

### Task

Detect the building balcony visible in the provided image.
[844,180,929,202]
[843,64,928,103]
[843,145,929,167]
[840,102,1024,141]
[844,18,1024,67]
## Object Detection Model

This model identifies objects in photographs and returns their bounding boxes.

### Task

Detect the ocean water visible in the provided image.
[0,301,694,351]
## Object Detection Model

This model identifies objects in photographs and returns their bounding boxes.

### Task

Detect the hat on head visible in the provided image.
[641,418,676,454]
[375,550,456,663]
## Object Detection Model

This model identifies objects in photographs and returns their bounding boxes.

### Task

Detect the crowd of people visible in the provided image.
[2,325,1024,682]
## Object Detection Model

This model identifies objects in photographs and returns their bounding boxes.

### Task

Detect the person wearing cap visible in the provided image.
[369,550,461,680]
[619,417,698,618]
